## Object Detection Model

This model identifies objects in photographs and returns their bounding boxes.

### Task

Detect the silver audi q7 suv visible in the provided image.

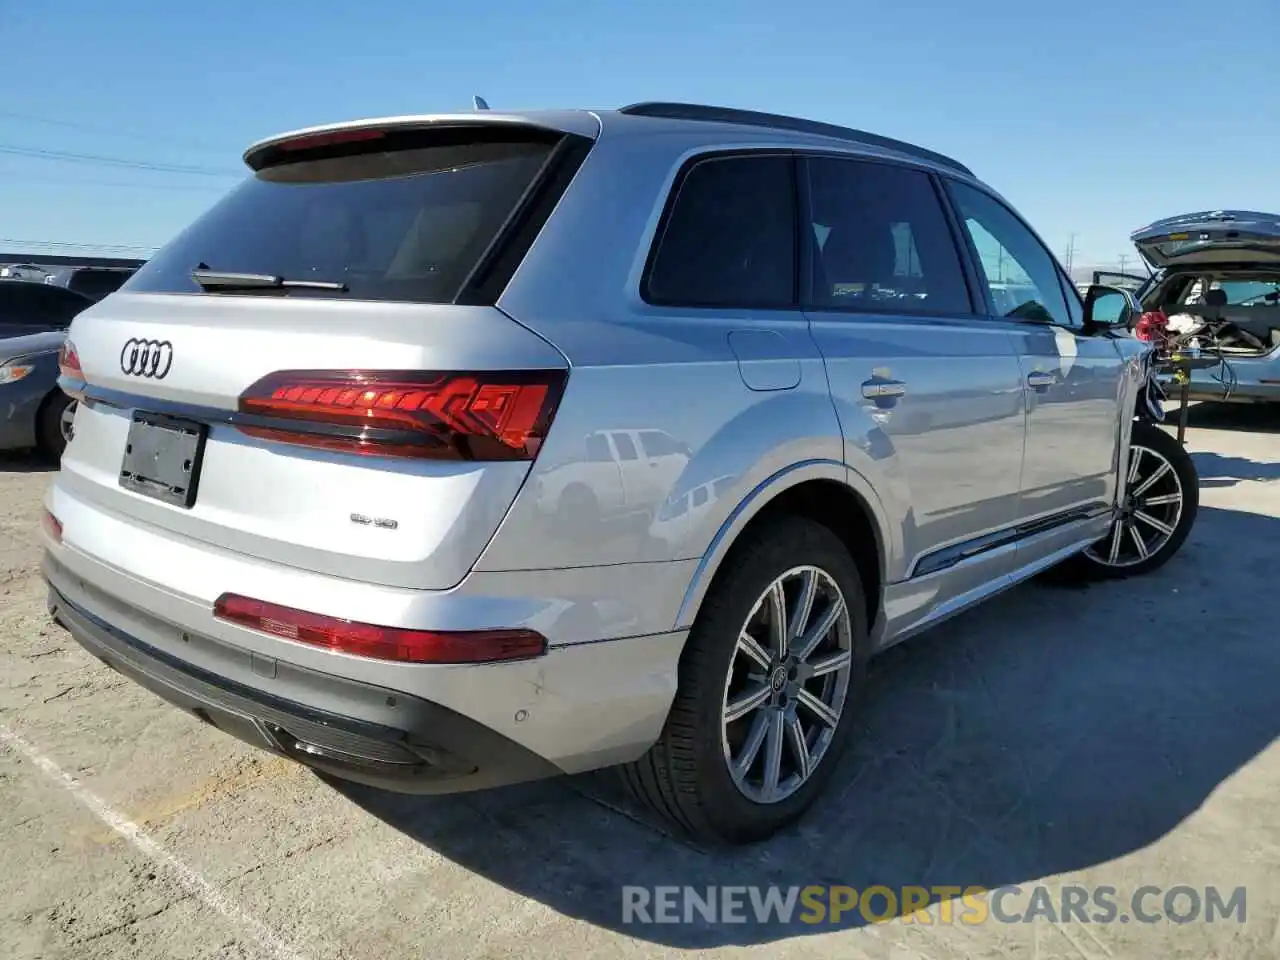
[43,102,1198,844]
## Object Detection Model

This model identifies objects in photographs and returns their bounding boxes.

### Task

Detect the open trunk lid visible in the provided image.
[1132,210,1280,269]
[57,119,588,591]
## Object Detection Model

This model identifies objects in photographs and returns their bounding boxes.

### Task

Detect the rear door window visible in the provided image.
[644,154,797,308]
[613,433,639,461]
[638,430,684,457]
[124,129,562,304]
[804,157,972,314]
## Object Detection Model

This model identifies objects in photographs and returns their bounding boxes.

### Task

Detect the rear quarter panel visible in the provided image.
[479,131,900,583]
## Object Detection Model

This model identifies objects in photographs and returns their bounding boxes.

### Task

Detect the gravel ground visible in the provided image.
[1,403,1278,960]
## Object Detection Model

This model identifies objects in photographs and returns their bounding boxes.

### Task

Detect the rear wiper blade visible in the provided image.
[191,269,348,292]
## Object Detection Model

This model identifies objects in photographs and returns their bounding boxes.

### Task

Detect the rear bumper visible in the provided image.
[40,484,689,782]
[48,581,561,793]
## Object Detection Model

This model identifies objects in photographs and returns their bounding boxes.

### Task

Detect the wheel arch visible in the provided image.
[673,460,889,634]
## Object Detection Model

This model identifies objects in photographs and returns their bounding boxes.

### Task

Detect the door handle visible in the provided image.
[861,378,907,400]
[1026,372,1056,392]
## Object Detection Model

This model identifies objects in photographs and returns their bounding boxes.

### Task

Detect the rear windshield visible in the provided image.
[124,129,558,304]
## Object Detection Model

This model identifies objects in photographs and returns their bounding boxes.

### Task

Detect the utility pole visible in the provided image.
[1118,253,1130,275]
[1063,233,1077,276]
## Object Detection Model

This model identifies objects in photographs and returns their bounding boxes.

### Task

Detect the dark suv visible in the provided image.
[45,266,137,302]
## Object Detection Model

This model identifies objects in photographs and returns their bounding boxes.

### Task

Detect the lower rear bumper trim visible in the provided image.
[47,584,562,794]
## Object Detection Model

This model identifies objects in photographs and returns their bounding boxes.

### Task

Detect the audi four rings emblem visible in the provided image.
[120,339,174,379]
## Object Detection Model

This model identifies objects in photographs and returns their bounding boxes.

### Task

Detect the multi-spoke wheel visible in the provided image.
[722,566,854,804]
[623,516,869,844]
[1068,421,1198,579]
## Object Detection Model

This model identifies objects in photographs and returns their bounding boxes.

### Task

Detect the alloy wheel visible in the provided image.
[720,565,854,804]
[59,400,76,445]
[1085,443,1185,568]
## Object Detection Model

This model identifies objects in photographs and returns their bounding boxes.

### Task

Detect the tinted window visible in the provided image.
[585,433,613,462]
[0,282,88,327]
[805,158,971,314]
[1213,280,1280,305]
[639,430,683,457]
[948,182,1072,326]
[613,433,638,461]
[125,131,558,304]
[645,155,796,308]
[69,270,131,300]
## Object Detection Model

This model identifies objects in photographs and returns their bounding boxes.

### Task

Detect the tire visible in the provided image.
[555,483,599,529]
[36,393,74,463]
[1060,420,1198,580]
[622,516,870,845]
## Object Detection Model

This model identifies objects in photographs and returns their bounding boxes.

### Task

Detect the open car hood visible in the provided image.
[1132,210,1280,269]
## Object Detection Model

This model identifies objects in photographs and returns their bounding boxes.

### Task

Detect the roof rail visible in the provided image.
[617,102,973,177]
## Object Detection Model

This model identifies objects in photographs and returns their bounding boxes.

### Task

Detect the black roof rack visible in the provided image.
[617,102,973,177]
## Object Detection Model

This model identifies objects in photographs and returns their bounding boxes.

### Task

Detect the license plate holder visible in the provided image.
[119,413,207,509]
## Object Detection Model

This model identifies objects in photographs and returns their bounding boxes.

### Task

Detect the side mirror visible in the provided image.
[1083,284,1139,335]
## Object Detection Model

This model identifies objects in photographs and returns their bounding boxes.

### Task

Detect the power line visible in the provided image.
[0,169,232,193]
[0,109,229,154]
[0,237,158,255]
[0,143,241,177]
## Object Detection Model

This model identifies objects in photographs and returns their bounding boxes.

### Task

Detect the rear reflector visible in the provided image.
[237,369,566,461]
[213,593,547,664]
[42,509,62,544]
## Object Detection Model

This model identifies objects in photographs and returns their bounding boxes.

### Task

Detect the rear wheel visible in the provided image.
[1065,421,1198,579]
[36,393,74,463]
[622,516,869,844]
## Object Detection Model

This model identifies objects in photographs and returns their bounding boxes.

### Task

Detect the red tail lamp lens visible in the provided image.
[275,129,387,152]
[57,340,86,400]
[42,509,63,544]
[58,340,82,377]
[213,594,547,664]
[237,370,566,461]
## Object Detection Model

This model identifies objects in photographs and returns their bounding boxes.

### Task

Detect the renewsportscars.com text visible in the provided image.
[621,884,1247,926]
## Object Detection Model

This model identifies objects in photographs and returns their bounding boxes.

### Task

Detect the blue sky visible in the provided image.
[1,0,1276,271]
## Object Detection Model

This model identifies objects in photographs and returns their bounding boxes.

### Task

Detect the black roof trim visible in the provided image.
[618,102,973,177]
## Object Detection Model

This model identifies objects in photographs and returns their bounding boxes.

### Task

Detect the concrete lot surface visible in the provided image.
[2,403,1278,959]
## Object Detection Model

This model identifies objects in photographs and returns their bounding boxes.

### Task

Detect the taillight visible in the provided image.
[276,129,387,152]
[57,340,85,397]
[236,369,566,461]
[41,509,63,544]
[213,593,547,664]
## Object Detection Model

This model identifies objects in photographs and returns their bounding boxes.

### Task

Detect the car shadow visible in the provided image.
[328,504,1278,947]
[1184,401,1280,435]
[1193,450,1280,487]
[0,451,55,474]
